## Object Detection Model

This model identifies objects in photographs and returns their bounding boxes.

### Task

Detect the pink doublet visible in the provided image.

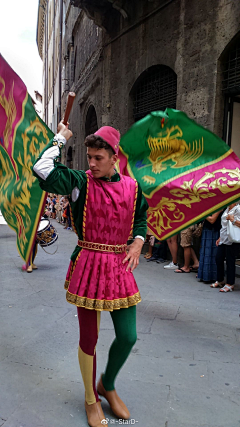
[65,171,141,311]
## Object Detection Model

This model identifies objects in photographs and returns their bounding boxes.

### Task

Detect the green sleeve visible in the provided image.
[133,183,148,239]
[32,139,87,194]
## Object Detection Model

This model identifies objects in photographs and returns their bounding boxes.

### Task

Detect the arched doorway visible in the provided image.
[67,146,73,169]
[222,35,240,158]
[130,65,177,122]
[85,105,98,136]
[83,105,98,170]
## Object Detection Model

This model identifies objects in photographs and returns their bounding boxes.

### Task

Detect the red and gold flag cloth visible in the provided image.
[0,55,54,263]
[118,109,240,240]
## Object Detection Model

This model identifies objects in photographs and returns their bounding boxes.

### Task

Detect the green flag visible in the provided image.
[119,109,240,239]
[0,55,54,263]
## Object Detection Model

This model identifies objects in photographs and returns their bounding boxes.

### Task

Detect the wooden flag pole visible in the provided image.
[62,92,76,125]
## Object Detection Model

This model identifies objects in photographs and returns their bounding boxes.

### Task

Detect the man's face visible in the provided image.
[87,147,117,178]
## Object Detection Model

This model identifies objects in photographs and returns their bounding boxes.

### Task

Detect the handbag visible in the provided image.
[192,222,203,238]
[227,220,240,243]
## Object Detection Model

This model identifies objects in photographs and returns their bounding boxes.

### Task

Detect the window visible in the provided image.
[131,65,177,121]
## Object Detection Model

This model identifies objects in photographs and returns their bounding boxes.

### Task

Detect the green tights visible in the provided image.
[102,305,137,391]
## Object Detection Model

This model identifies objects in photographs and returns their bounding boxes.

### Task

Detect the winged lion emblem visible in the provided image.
[147,125,204,174]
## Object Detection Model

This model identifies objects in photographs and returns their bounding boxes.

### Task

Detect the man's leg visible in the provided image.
[175,227,194,272]
[32,241,38,269]
[97,305,137,419]
[167,235,178,264]
[175,246,191,272]
[77,307,101,404]
[215,244,225,282]
[27,241,38,273]
[190,247,199,269]
[225,244,238,286]
[103,305,137,390]
[77,307,107,427]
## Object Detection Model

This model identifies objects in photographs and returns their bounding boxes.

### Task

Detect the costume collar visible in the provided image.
[100,171,120,182]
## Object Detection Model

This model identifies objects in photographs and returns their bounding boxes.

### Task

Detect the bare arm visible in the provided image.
[206,210,222,224]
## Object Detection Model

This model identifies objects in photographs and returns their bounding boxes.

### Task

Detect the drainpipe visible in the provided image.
[45,1,49,125]
[52,0,55,117]
[58,0,63,122]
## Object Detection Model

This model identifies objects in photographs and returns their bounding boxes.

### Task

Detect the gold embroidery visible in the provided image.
[142,175,156,185]
[82,174,89,240]
[0,112,51,255]
[64,280,69,290]
[77,240,127,253]
[147,126,204,174]
[148,167,240,238]
[0,77,17,149]
[65,290,141,311]
[129,180,138,237]
[69,205,77,235]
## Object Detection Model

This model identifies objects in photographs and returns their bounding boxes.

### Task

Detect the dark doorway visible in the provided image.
[85,105,98,136]
[222,38,240,158]
[67,146,73,169]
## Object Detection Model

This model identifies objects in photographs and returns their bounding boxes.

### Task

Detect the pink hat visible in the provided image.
[94,126,120,154]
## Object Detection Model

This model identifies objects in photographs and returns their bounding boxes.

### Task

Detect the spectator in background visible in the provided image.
[144,230,154,259]
[164,234,178,269]
[147,237,167,263]
[211,203,240,292]
[51,194,57,219]
[63,196,72,230]
[197,211,222,283]
[55,195,62,223]
[174,225,199,273]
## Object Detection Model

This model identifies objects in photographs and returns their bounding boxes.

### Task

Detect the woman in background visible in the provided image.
[197,211,222,283]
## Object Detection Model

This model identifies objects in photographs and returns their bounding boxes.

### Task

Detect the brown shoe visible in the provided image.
[32,264,38,270]
[27,265,33,273]
[97,374,130,420]
[84,401,108,427]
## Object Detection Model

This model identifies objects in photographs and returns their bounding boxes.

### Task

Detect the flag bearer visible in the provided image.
[33,122,148,427]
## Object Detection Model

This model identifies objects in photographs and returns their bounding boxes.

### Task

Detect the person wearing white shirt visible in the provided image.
[211,202,240,292]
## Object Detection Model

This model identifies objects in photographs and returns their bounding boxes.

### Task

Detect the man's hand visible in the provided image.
[216,237,220,247]
[122,238,144,272]
[226,214,234,222]
[57,121,73,141]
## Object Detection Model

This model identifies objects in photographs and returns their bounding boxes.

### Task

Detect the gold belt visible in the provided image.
[77,240,127,254]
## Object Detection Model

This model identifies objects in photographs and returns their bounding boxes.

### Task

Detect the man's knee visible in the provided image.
[117,331,137,349]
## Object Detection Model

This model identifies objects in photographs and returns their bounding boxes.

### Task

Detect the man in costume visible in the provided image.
[32,122,148,427]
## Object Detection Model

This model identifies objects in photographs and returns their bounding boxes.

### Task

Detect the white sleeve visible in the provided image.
[235,205,240,222]
[135,235,145,242]
[33,133,67,180]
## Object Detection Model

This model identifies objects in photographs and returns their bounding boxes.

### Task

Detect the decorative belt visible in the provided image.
[77,240,127,254]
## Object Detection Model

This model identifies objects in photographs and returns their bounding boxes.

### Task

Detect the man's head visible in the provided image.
[84,126,120,179]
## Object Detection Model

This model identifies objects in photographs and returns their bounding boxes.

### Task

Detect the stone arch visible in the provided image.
[129,65,177,122]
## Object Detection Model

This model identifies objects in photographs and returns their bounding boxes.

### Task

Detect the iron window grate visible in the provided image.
[133,67,177,121]
[222,43,240,94]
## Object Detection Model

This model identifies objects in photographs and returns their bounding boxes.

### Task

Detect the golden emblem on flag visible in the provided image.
[147,125,204,174]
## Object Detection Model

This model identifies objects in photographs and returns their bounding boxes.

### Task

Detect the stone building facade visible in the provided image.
[37,0,240,170]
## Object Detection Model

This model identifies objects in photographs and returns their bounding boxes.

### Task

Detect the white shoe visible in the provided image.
[164,261,178,269]
[210,280,225,288]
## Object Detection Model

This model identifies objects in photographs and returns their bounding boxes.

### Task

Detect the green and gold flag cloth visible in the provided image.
[0,55,54,263]
[118,109,240,240]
